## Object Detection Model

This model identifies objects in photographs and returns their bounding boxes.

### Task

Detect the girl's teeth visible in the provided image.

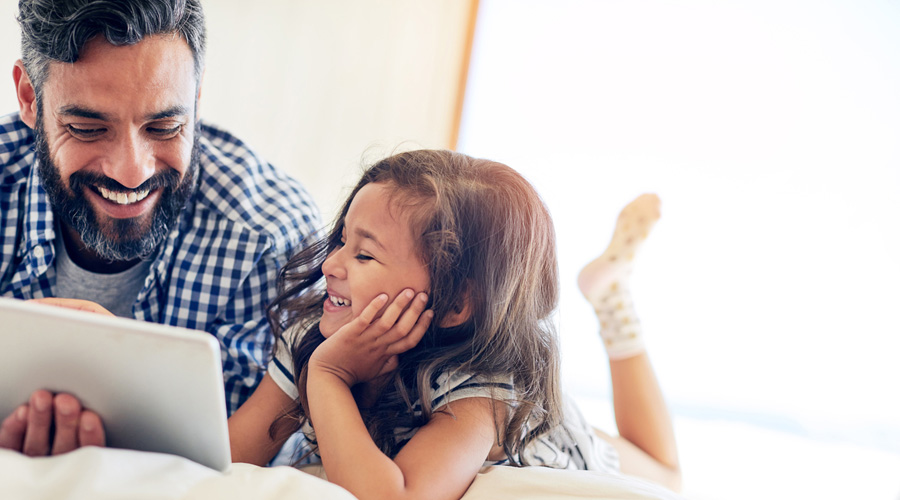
[329,295,351,307]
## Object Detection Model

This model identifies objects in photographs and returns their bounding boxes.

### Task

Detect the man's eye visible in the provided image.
[66,125,105,139]
[147,124,183,138]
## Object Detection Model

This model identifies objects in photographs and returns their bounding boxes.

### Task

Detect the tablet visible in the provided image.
[0,297,232,471]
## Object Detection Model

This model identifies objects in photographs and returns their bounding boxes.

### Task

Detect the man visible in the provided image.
[0,0,320,456]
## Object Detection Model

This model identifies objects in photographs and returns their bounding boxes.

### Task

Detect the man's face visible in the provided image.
[32,34,200,262]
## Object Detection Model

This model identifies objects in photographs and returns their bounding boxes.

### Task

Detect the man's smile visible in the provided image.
[96,186,151,205]
[82,183,163,220]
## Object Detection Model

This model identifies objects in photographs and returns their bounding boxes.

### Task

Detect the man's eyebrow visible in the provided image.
[148,105,190,120]
[58,105,109,121]
[56,105,190,121]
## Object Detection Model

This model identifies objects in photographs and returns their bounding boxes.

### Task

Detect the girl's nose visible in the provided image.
[321,246,346,279]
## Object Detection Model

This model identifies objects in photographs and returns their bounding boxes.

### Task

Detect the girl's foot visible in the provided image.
[577,193,660,359]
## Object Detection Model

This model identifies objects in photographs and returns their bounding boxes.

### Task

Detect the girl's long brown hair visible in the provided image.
[268,150,562,464]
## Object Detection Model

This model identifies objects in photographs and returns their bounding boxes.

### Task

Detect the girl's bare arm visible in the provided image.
[228,374,295,466]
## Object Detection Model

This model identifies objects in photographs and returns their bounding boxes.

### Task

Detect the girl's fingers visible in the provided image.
[370,289,416,335]
[380,292,429,345]
[353,294,389,329]
[378,355,400,377]
[386,309,433,355]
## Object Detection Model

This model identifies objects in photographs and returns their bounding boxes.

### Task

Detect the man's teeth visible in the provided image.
[329,295,351,307]
[98,187,150,205]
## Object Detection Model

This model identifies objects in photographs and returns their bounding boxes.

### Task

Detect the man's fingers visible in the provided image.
[30,298,115,316]
[22,390,53,456]
[0,405,29,451]
[50,394,81,455]
[78,412,105,448]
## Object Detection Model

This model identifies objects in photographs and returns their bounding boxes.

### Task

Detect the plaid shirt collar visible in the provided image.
[0,117,55,296]
[19,156,55,279]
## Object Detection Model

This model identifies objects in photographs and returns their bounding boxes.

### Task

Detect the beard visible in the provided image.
[34,118,200,263]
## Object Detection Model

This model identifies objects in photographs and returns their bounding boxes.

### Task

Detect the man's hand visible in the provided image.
[0,299,110,455]
[0,390,105,456]
[30,298,115,316]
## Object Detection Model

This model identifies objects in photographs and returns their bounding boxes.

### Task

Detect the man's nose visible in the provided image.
[104,130,155,189]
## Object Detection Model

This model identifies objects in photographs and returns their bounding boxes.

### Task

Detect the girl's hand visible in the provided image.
[29,298,115,317]
[309,289,433,387]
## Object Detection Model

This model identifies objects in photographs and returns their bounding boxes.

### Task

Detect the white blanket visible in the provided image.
[0,447,684,500]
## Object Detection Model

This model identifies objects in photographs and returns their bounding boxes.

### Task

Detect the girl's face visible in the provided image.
[319,182,431,338]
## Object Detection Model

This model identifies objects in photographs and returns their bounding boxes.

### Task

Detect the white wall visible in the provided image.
[0,2,19,111]
[0,0,473,222]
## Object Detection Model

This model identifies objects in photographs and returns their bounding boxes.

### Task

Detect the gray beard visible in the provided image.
[34,117,200,263]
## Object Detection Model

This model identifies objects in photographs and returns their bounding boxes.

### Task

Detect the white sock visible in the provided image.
[577,194,660,360]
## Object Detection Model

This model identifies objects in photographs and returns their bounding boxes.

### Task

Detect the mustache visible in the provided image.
[68,169,182,193]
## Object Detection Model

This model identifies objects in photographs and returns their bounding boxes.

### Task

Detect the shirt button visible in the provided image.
[33,246,44,258]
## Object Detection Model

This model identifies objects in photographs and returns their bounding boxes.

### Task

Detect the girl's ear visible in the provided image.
[439,286,472,328]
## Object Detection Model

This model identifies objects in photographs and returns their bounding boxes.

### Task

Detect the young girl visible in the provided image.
[227,150,679,499]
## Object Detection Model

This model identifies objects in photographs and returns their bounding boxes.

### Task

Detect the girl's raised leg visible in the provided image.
[577,193,680,491]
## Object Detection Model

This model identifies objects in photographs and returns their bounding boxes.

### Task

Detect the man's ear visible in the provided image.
[13,60,38,129]
[439,287,473,328]
[194,69,204,119]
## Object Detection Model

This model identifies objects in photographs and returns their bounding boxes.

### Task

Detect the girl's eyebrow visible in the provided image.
[353,227,386,251]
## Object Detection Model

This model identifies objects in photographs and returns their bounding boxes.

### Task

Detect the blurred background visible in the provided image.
[2,1,898,498]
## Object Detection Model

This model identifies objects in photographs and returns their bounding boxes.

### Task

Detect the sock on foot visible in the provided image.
[577,193,660,360]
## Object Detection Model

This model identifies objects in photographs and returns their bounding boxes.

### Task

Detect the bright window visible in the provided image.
[458,1,900,498]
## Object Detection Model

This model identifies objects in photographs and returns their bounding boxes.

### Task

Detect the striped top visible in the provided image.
[269,327,620,472]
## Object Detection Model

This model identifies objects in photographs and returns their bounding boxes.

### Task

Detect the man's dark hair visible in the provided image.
[17,0,206,102]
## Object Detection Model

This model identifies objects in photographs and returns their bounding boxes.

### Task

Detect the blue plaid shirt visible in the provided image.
[0,112,322,415]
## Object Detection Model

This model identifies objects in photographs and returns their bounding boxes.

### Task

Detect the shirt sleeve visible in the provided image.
[211,239,290,414]
[428,371,516,410]
[267,322,305,399]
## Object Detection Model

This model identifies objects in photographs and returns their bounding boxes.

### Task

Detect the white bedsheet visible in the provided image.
[0,447,684,500]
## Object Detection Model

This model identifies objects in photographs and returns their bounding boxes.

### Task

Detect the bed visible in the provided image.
[1,446,685,499]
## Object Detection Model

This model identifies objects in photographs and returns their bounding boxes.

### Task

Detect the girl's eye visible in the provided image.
[355,254,373,262]
[66,125,105,140]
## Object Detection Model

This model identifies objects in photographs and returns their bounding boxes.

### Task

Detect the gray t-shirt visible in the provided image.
[53,233,152,318]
